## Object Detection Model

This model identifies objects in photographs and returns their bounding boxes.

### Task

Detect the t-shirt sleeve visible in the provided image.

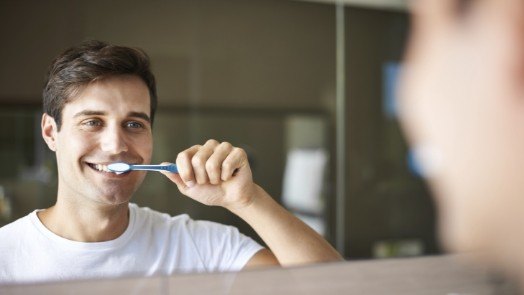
[185,219,264,272]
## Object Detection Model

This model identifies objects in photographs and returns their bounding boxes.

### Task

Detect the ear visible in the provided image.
[41,113,58,152]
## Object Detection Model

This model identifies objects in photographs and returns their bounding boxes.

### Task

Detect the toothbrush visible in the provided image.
[107,162,178,174]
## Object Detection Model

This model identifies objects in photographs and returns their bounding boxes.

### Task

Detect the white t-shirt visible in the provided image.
[0,203,263,284]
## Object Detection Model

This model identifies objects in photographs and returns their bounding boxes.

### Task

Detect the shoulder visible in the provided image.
[0,212,34,236]
[0,212,36,253]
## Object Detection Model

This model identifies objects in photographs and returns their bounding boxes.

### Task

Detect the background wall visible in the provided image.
[0,0,335,108]
[342,8,437,258]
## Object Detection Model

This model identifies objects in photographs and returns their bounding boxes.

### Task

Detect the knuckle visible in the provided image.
[233,147,246,157]
[191,155,205,166]
[177,152,188,162]
[205,160,218,171]
[221,141,232,148]
[222,161,233,171]
[206,139,219,146]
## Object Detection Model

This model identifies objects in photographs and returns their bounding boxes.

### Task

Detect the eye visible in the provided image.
[82,119,103,128]
[125,121,144,129]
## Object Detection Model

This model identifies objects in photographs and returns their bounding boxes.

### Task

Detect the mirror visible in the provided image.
[0,0,437,278]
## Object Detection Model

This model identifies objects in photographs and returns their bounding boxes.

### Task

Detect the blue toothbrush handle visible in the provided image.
[130,164,178,173]
[152,164,178,173]
[163,164,178,173]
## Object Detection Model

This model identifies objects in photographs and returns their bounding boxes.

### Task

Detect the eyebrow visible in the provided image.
[73,110,151,123]
[128,112,151,123]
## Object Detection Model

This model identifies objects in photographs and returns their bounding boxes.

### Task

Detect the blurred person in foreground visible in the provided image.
[399,0,524,287]
[0,40,341,284]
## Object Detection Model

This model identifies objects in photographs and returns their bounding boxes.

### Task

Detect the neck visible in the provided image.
[38,197,130,242]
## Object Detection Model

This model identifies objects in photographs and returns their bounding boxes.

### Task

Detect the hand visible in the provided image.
[160,139,256,210]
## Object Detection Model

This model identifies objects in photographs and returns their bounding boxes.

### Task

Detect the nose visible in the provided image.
[100,124,128,155]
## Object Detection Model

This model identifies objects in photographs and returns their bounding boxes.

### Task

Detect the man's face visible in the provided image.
[43,75,153,206]
[399,1,524,263]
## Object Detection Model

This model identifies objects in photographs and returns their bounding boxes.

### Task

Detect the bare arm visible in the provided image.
[230,184,341,267]
[160,140,342,268]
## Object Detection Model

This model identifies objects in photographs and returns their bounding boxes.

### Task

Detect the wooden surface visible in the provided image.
[0,255,501,294]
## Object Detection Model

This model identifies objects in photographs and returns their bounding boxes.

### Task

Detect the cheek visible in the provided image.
[56,131,95,160]
[434,105,524,254]
[134,135,153,161]
[402,99,495,251]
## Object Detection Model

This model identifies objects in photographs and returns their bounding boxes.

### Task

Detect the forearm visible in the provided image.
[228,184,343,266]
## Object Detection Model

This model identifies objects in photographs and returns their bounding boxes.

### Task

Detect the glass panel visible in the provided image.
[0,108,56,226]
[135,110,330,243]
[340,6,437,259]
[0,2,440,284]
[0,0,337,249]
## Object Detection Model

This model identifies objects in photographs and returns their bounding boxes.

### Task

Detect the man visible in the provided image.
[399,0,524,287]
[0,40,341,283]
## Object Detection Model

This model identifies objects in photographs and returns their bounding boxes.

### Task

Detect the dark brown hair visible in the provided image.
[43,40,157,130]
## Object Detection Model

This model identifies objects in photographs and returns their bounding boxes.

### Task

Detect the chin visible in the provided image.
[89,194,130,207]
[438,224,465,253]
[90,186,136,206]
[102,195,132,206]
[437,207,488,255]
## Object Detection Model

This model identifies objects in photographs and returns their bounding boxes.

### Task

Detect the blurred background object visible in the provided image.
[0,0,436,260]
[0,186,12,222]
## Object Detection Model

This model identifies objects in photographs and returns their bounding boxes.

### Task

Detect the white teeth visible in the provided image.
[92,164,110,172]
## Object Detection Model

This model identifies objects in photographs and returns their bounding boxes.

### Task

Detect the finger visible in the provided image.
[191,139,219,184]
[176,145,200,187]
[221,147,248,181]
[206,142,233,185]
[159,163,188,191]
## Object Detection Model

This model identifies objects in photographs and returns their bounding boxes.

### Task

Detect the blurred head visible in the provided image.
[399,0,524,271]
[43,40,157,130]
